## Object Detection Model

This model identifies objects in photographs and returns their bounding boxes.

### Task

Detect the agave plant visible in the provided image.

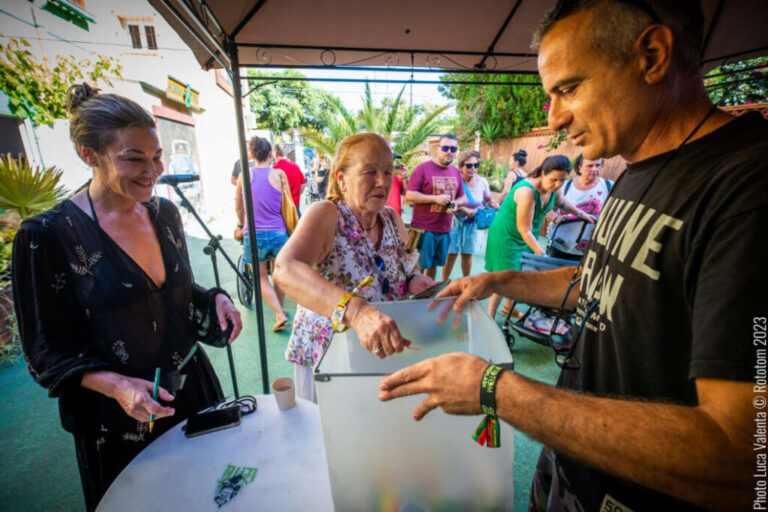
[0,155,68,219]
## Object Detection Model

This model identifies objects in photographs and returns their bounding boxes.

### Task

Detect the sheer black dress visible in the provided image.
[12,197,227,511]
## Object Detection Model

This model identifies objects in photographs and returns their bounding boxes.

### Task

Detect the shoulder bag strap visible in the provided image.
[563,179,573,196]
[462,180,478,206]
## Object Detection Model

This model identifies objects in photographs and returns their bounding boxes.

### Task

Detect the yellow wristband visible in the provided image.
[331,276,374,333]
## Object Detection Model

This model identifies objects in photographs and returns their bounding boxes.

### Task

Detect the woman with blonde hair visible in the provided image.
[274,133,436,401]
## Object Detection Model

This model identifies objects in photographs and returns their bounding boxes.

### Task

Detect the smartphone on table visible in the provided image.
[184,406,241,438]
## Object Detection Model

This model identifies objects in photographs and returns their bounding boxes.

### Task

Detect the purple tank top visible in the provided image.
[243,167,286,232]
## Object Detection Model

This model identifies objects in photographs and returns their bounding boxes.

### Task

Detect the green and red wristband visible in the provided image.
[472,364,505,448]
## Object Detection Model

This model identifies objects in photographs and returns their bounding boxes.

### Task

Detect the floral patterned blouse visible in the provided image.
[286,201,418,367]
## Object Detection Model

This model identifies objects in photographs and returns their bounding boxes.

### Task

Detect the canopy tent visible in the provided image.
[149,0,768,74]
[147,0,768,394]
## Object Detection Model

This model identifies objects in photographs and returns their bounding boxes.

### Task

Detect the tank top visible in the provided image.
[244,167,285,232]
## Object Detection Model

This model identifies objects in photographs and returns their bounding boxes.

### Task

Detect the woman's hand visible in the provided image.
[113,376,176,423]
[215,293,242,343]
[347,299,411,359]
[579,211,596,224]
[408,274,437,296]
[82,370,175,423]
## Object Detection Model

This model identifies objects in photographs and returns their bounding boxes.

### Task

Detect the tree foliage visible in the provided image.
[303,82,450,167]
[0,36,122,127]
[439,74,548,143]
[246,69,329,133]
[706,57,768,106]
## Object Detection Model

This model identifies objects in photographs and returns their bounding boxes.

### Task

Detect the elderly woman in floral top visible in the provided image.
[273,133,436,401]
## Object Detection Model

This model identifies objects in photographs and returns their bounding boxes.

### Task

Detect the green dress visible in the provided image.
[485,180,556,272]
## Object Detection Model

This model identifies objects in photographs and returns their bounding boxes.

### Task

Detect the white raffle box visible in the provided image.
[315,299,515,511]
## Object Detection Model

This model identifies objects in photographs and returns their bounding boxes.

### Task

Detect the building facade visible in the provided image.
[0,0,249,222]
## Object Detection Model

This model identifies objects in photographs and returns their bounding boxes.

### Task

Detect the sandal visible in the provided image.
[272,317,289,332]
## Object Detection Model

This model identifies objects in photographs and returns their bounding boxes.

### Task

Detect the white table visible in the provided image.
[97,396,334,511]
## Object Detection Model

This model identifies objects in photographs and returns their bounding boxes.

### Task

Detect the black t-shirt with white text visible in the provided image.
[536,112,768,511]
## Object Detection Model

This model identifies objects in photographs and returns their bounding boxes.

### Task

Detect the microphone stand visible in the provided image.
[164,182,249,399]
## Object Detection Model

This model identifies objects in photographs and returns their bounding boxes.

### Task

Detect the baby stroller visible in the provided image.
[501,253,587,368]
[236,251,254,307]
[546,217,593,262]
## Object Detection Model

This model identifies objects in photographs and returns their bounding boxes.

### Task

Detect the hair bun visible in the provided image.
[65,82,101,115]
[517,149,528,157]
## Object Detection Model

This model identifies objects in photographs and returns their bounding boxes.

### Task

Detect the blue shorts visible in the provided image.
[243,230,288,264]
[418,230,450,269]
[448,216,477,255]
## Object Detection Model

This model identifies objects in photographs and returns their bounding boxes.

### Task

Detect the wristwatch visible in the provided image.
[331,275,374,333]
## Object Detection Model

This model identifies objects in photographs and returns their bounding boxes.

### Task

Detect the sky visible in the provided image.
[277,67,454,114]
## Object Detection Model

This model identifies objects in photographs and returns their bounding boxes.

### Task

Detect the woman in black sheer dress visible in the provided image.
[11,83,242,510]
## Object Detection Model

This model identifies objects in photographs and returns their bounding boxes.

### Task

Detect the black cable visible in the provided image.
[207,395,258,417]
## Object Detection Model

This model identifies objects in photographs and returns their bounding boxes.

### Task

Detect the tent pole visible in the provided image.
[229,41,271,395]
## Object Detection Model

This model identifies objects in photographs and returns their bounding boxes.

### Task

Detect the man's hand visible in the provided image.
[429,273,499,328]
[378,352,488,420]
[433,194,452,206]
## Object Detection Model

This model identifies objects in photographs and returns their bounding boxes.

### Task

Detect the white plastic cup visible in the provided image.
[272,377,296,411]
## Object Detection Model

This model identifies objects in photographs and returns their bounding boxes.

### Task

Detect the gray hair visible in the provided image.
[275,143,288,157]
[532,0,704,77]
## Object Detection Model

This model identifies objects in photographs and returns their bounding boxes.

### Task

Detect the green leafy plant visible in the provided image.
[706,57,768,106]
[0,156,67,361]
[439,73,548,145]
[246,69,329,133]
[0,155,68,218]
[540,130,568,152]
[0,291,20,364]
[478,158,506,192]
[0,213,20,281]
[303,82,450,168]
[0,36,122,126]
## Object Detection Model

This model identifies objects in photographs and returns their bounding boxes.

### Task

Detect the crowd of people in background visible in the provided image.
[230,130,611,336]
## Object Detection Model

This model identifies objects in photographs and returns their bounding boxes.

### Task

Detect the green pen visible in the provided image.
[149,367,160,433]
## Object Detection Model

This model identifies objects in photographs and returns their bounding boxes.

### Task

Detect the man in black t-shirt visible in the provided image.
[378,1,764,510]
[230,157,254,186]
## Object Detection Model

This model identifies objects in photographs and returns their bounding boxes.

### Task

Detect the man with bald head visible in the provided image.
[379,1,766,510]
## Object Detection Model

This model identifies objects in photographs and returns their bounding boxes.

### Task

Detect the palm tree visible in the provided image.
[304,83,450,167]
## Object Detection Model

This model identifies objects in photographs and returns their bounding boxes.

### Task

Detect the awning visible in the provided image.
[34,0,95,31]
[147,0,768,75]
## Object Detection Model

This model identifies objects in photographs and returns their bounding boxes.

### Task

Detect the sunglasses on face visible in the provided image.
[440,146,458,153]
[463,163,479,169]
[373,254,390,295]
